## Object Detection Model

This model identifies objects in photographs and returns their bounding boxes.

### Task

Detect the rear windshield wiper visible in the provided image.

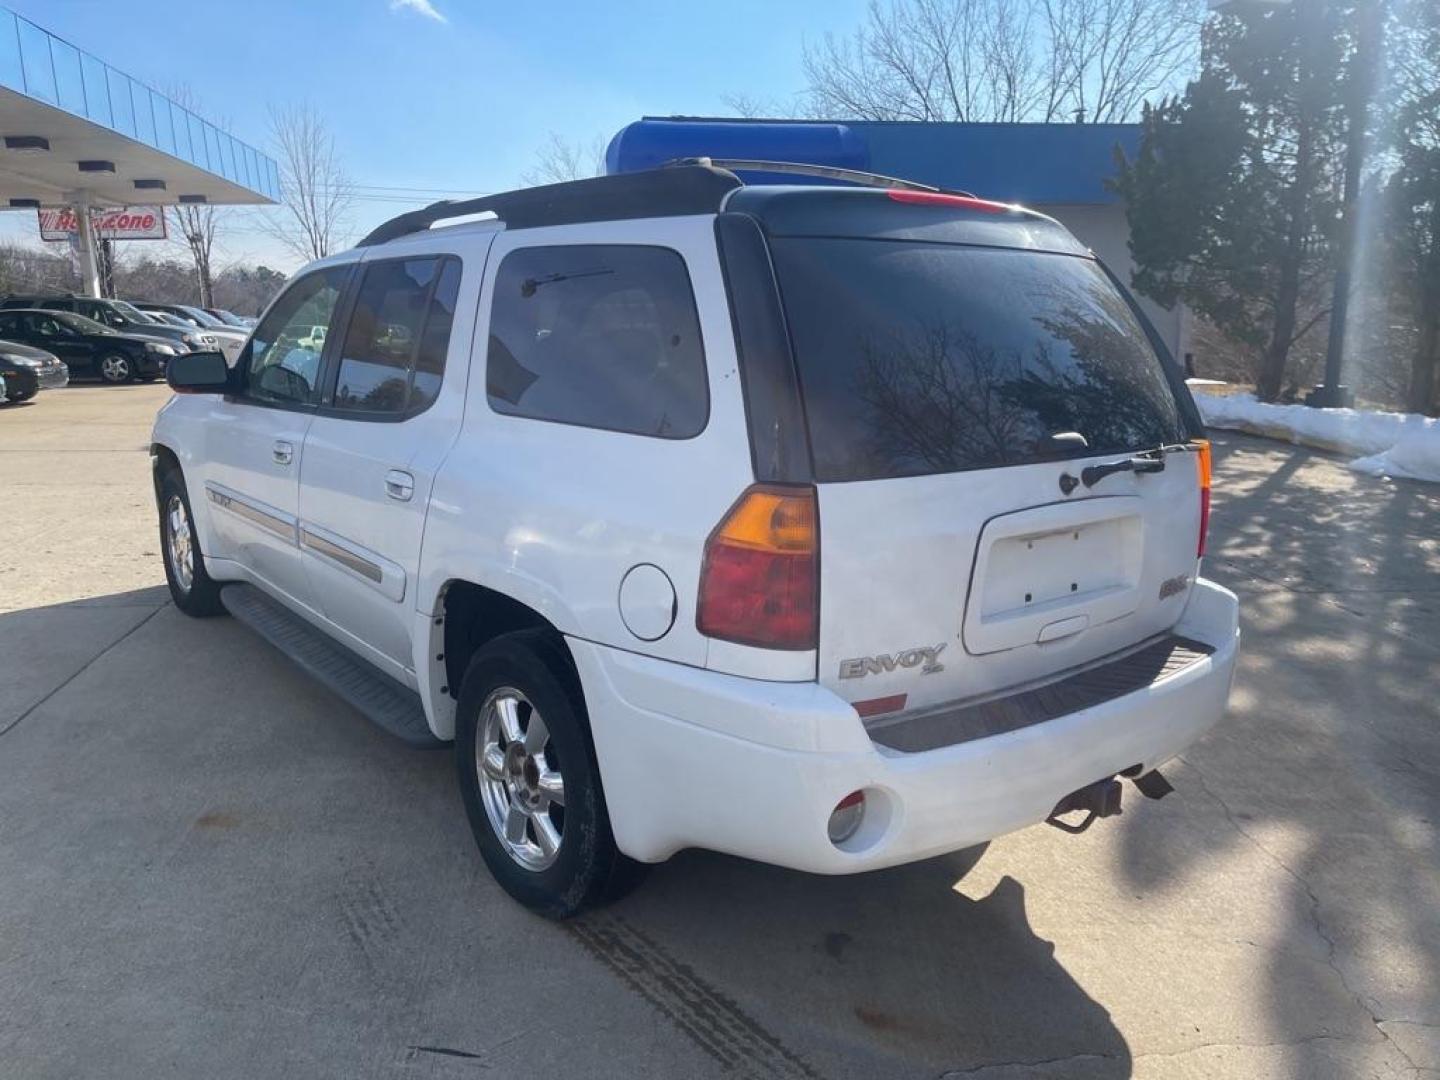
[1081,450,1166,489]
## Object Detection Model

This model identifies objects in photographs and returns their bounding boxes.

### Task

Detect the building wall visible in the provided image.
[1036,203,1189,364]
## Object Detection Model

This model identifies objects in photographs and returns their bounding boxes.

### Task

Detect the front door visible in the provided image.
[299,252,476,675]
[197,264,352,611]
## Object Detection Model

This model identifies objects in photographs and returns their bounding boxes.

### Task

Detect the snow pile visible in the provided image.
[1193,391,1440,483]
[1349,430,1440,482]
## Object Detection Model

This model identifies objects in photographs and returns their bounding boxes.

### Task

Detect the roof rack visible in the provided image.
[357,163,741,247]
[662,156,975,195]
[357,157,977,248]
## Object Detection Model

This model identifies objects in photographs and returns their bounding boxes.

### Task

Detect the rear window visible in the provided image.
[770,239,1188,482]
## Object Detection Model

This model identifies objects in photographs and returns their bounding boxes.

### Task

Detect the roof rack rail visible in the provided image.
[663,157,975,197]
[357,163,741,247]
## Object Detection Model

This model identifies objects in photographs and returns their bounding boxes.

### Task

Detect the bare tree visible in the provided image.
[803,0,1204,123]
[170,202,218,306]
[721,92,815,119]
[263,104,354,262]
[522,133,606,186]
[163,87,225,305]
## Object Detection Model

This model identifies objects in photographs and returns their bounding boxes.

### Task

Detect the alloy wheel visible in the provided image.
[165,494,194,593]
[476,687,566,871]
[100,355,131,383]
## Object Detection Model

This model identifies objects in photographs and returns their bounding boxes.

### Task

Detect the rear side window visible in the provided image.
[770,239,1189,482]
[332,256,461,416]
[486,245,707,439]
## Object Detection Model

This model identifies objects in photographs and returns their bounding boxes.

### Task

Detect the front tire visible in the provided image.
[158,468,225,616]
[455,632,644,918]
[98,353,134,384]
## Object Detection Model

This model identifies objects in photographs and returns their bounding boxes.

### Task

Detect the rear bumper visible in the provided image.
[572,577,1239,872]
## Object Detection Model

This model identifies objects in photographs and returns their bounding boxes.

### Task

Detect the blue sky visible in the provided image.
[8,0,869,270]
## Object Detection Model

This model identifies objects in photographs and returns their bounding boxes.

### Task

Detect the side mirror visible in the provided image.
[166,350,231,394]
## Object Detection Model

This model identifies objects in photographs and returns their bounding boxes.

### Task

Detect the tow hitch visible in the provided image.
[1045,769,1174,834]
[1046,777,1123,834]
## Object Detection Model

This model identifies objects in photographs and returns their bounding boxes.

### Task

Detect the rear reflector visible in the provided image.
[887,190,1012,214]
[1195,439,1212,557]
[697,484,818,650]
[854,693,908,719]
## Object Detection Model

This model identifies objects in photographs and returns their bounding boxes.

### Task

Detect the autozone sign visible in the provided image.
[38,206,167,242]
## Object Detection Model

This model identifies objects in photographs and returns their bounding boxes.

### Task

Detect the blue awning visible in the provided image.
[607,117,1141,206]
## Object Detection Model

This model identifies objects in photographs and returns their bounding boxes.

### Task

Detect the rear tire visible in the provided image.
[158,468,225,616]
[98,353,134,384]
[455,631,645,918]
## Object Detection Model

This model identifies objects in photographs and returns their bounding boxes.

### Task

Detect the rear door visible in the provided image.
[764,222,1203,716]
[9,313,94,374]
[298,248,480,676]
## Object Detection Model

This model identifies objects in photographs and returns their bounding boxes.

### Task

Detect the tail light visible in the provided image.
[1195,439,1212,557]
[697,484,818,650]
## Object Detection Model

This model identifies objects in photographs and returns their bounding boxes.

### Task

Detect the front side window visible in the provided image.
[243,266,349,406]
[33,315,72,338]
[770,239,1189,482]
[331,256,460,416]
[486,245,708,439]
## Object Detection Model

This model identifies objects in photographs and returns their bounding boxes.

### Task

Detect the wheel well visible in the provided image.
[441,582,573,697]
[150,443,181,497]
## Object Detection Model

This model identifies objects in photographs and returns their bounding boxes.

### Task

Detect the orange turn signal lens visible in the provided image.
[1194,439,1212,557]
[712,486,817,554]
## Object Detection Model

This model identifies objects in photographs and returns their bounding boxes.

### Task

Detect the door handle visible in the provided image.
[384,469,415,502]
[272,440,294,465]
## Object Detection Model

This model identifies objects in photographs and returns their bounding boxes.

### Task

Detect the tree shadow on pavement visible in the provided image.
[595,847,1133,1079]
[1116,434,1440,1077]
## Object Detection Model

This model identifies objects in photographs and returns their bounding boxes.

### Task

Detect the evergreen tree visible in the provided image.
[1114,3,1350,401]
[1385,0,1440,414]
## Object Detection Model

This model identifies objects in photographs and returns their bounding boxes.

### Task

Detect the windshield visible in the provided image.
[54,311,113,335]
[212,309,247,327]
[178,305,224,328]
[769,239,1189,482]
[109,300,151,322]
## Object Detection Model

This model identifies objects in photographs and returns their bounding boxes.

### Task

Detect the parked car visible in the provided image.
[0,309,176,383]
[0,340,68,401]
[1,294,216,354]
[131,302,248,364]
[151,164,1240,919]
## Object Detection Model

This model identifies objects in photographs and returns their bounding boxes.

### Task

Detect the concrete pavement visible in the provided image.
[1,385,1437,1079]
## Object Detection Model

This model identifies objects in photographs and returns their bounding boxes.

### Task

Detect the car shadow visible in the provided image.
[577,846,1133,1078]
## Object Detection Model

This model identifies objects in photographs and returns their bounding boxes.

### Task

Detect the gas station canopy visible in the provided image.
[0,5,278,292]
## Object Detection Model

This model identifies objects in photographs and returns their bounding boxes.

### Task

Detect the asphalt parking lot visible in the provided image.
[2,384,1438,1080]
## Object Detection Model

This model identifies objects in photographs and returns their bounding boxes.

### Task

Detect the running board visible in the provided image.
[220,583,448,749]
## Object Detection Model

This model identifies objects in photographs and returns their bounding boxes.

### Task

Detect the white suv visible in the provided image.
[151,162,1239,918]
